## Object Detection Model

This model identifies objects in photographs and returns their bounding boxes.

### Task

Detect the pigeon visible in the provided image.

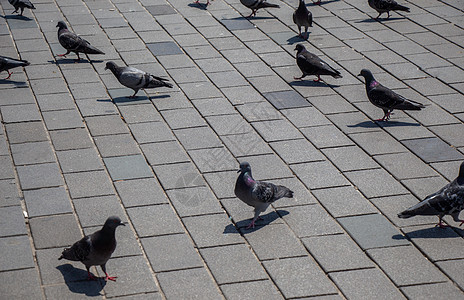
[194,0,212,5]
[368,0,410,19]
[0,55,30,80]
[293,0,312,39]
[105,61,173,98]
[58,216,125,281]
[358,69,424,121]
[240,0,280,18]
[8,0,35,16]
[398,162,464,228]
[294,44,342,82]
[56,21,105,61]
[234,162,293,229]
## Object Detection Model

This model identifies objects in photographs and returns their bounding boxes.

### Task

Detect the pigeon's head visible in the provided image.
[294,44,306,53]
[357,69,373,79]
[56,21,68,30]
[238,161,251,173]
[104,61,118,71]
[104,216,125,229]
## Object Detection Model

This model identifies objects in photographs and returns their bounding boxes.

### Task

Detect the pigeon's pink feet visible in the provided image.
[87,272,98,281]
[194,0,200,3]
[104,273,117,281]
[313,76,322,82]
[314,0,321,4]
[435,222,450,228]
[375,118,386,122]
[57,54,67,57]
[4,71,12,80]
[246,220,256,229]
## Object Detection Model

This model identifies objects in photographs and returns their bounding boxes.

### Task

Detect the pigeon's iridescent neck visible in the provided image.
[370,81,379,88]
[244,172,255,186]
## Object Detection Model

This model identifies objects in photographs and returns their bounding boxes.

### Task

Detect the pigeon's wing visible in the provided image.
[19,0,35,8]
[0,56,29,72]
[252,181,293,203]
[59,31,86,51]
[296,52,318,75]
[367,84,403,108]
[60,236,91,262]
[375,0,398,10]
[118,67,145,89]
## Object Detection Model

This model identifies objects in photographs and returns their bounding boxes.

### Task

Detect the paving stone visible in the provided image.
[10,141,55,165]
[0,268,42,299]
[153,162,204,190]
[142,234,203,272]
[0,179,21,207]
[5,122,48,144]
[85,115,129,136]
[220,280,283,300]
[338,214,409,250]
[291,161,349,190]
[239,154,293,180]
[301,125,354,149]
[221,85,266,105]
[322,145,379,172]
[43,283,104,299]
[345,168,409,198]
[129,121,175,144]
[24,186,73,218]
[330,268,406,300]
[374,152,439,180]
[141,141,190,166]
[401,282,464,299]
[161,107,207,129]
[43,109,84,130]
[49,128,93,151]
[127,204,184,237]
[0,86,35,106]
[158,268,223,299]
[430,160,462,181]
[201,244,268,284]
[436,259,464,291]
[104,155,152,181]
[302,234,374,272]
[189,147,236,173]
[29,214,82,249]
[349,131,409,155]
[367,245,448,286]
[264,256,337,298]
[147,42,183,56]
[429,124,464,148]
[114,178,169,207]
[64,170,114,199]
[0,205,27,238]
[236,101,281,122]
[17,162,64,190]
[192,97,236,117]
[57,148,103,173]
[402,175,450,200]
[174,126,222,151]
[73,195,127,227]
[0,156,14,180]
[1,103,42,123]
[118,104,162,123]
[252,119,303,142]
[402,137,464,163]
[270,139,325,164]
[281,107,332,128]
[166,185,224,217]
[222,131,273,157]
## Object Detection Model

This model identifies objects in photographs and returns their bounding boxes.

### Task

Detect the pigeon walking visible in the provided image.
[293,0,312,39]
[398,162,464,228]
[58,216,125,281]
[105,61,173,98]
[235,162,293,229]
[368,0,410,19]
[8,0,35,16]
[294,44,342,82]
[240,0,280,18]
[56,21,104,61]
[0,55,29,80]
[358,69,424,121]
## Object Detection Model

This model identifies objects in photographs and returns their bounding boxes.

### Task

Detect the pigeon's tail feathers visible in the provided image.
[394,4,410,12]
[397,210,414,219]
[395,100,424,111]
[58,247,82,262]
[398,198,441,219]
[83,44,105,55]
[262,2,280,8]
[150,75,173,88]
[332,70,343,79]
[275,185,294,199]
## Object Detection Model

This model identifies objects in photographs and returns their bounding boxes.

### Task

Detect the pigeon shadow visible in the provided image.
[57,264,105,296]
[0,14,33,21]
[348,120,420,128]
[149,94,171,100]
[223,210,289,234]
[356,16,404,23]
[287,35,307,44]
[187,2,208,10]
[392,226,464,240]
[290,79,340,88]
[230,16,275,20]
[308,0,340,6]
[49,59,104,65]
[0,79,28,86]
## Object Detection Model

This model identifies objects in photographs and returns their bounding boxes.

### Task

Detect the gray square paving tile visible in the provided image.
[24,187,73,218]
[264,256,338,298]
[270,139,325,164]
[129,121,175,144]
[374,152,439,180]
[104,155,152,180]
[402,137,464,163]
[207,70,248,88]
[322,146,379,172]
[338,214,409,250]
[43,282,104,299]
[203,170,237,199]
[192,97,236,116]
[153,162,204,190]
[263,90,310,109]
[291,161,349,190]
[222,131,273,157]
[437,260,464,291]
[0,179,21,207]
[64,170,114,199]
[85,115,129,136]
[308,94,358,115]
[235,61,275,77]
[220,280,282,300]
[167,186,224,217]
[11,141,55,165]
[5,122,48,144]
[200,244,268,284]
[350,131,408,155]
[161,107,207,129]
[17,162,64,190]
[118,104,162,123]
[174,126,223,150]
[236,101,281,122]
[281,107,332,128]
[248,75,291,93]
[147,41,183,56]
[189,147,237,173]
[157,268,223,299]
[301,125,354,149]
[345,168,409,198]
[327,111,381,135]
[43,109,84,130]
[252,119,303,142]
[114,178,169,207]
[367,245,448,286]
[76,99,119,117]
[239,154,293,180]
[1,103,42,123]
[49,128,93,151]
[0,205,27,237]
[141,141,190,166]
[127,204,184,237]
[330,268,405,300]
[302,234,374,272]
[37,247,87,285]
[0,268,42,299]
[73,195,127,227]
[29,214,82,249]
[401,282,463,299]
[179,81,223,100]
[221,85,266,105]
[220,18,255,30]
[142,234,203,272]
[429,124,464,148]
[0,156,14,180]
[205,114,254,136]
[57,148,104,173]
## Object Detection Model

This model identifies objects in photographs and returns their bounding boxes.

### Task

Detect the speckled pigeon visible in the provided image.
[358,69,424,121]
[398,162,464,228]
[368,0,409,19]
[8,0,35,16]
[293,0,312,39]
[0,55,29,80]
[56,21,104,61]
[240,0,280,18]
[294,43,342,82]
[58,216,125,281]
[235,162,293,228]
[105,61,173,98]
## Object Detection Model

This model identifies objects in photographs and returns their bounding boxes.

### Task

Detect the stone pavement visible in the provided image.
[0,0,464,298]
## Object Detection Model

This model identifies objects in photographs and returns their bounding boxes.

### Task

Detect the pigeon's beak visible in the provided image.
[294,47,297,51]
[357,73,362,77]
[104,66,108,70]
[120,222,126,226]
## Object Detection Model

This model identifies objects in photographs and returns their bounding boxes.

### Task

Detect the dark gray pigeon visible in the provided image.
[293,0,312,39]
[8,0,35,16]
[58,216,125,281]
[235,162,293,228]
[358,69,424,121]
[56,21,104,61]
[398,162,464,228]
[240,0,280,18]
[368,0,409,19]
[294,43,342,82]
[105,61,173,98]
[0,55,29,80]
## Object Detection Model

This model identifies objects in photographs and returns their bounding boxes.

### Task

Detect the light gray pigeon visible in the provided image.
[105,61,173,98]
[294,43,342,82]
[398,162,464,228]
[235,162,293,228]
[293,0,312,39]
[240,0,280,18]
[58,216,125,281]
[0,55,30,80]
[358,69,424,121]
[368,0,409,19]
[8,0,35,16]
[56,21,105,61]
